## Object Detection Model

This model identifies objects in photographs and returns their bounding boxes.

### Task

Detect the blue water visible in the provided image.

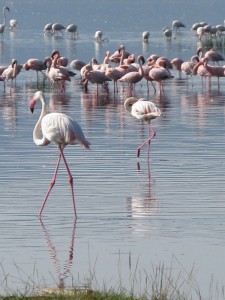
[0,1,225,299]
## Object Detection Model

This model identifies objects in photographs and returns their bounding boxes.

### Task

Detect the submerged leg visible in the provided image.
[136,124,156,158]
[39,154,62,218]
[58,147,77,218]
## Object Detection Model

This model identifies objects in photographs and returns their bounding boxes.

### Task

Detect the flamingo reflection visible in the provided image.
[39,219,76,289]
[126,162,159,227]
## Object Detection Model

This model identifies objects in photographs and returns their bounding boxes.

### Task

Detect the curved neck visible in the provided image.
[33,94,49,146]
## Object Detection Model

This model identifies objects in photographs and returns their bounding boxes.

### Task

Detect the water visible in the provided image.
[0,0,225,298]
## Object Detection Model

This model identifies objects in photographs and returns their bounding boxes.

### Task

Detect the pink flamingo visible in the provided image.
[105,48,130,92]
[46,54,73,91]
[30,91,90,218]
[149,60,174,92]
[201,57,225,88]
[192,58,211,87]
[171,57,184,78]
[180,55,199,85]
[118,55,145,89]
[23,57,50,81]
[0,58,22,88]
[197,47,224,64]
[82,64,112,93]
[108,44,131,64]
[124,97,161,158]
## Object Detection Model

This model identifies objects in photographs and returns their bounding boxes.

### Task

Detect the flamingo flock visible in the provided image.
[1,11,225,218]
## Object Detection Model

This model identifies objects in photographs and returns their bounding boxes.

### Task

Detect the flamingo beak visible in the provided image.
[30,99,36,113]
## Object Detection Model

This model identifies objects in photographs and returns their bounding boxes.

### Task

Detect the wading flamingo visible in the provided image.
[23,57,50,81]
[66,24,78,39]
[124,97,161,158]
[94,30,108,42]
[30,91,90,218]
[172,20,186,32]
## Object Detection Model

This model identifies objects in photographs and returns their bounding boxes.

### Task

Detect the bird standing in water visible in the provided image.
[124,97,161,158]
[30,91,90,218]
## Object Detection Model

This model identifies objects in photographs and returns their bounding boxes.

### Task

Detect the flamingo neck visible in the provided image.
[3,8,6,26]
[33,94,49,146]
[138,58,144,76]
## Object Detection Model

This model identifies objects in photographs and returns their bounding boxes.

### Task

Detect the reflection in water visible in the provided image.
[0,87,18,130]
[39,219,76,289]
[126,162,159,224]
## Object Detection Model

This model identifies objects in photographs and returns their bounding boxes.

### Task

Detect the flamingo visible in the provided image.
[23,57,50,81]
[7,19,18,31]
[43,23,53,35]
[52,23,65,36]
[0,6,10,34]
[29,91,90,218]
[94,30,108,42]
[197,47,224,64]
[180,55,199,84]
[201,57,225,88]
[65,24,78,39]
[70,59,86,71]
[124,97,161,158]
[46,56,70,92]
[108,44,131,64]
[163,27,172,40]
[172,20,186,32]
[0,58,22,87]
[192,58,211,87]
[171,57,184,78]
[82,64,112,93]
[148,60,174,92]
[142,31,150,42]
[118,55,145,89]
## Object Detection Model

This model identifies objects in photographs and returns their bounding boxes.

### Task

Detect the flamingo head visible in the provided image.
[51,49,60,59]
[30,91,43,113]
[4,6,10,12]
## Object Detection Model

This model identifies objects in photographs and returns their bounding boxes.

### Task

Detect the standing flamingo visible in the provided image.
[0,6,10,33]
[118,55,145,89]
[30,91,90,218]
[124,97,161,158]
[23,57,50,81]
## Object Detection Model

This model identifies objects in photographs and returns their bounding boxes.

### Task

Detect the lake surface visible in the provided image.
[1,1,225,299]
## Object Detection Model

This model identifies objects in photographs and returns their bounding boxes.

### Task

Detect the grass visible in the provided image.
[0,256,224,300]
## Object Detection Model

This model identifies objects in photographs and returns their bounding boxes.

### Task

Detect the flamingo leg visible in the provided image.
[58,147,77,219]
[38,154,62,218]
[136,124,156,158]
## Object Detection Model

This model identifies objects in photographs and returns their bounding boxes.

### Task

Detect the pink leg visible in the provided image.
[136,124,156,158]
[58,147,77,219]
[38,154,62,218]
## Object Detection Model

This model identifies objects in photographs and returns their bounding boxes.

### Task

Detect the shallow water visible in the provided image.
[1,1,225,299]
